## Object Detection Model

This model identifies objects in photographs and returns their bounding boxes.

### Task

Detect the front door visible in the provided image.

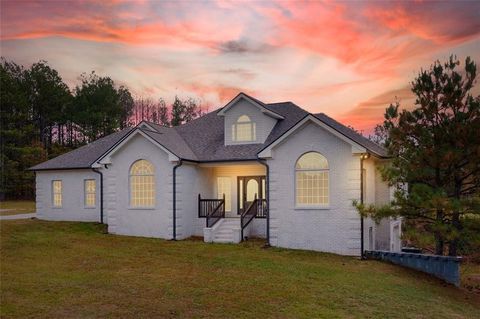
[237,176,265,215]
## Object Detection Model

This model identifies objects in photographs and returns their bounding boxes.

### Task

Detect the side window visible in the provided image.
[52,180,63,207]
[295,152,329,206]
[232,115,256,142]
[129,160,155,208]
[84,179,96,207]
[217,177,232,212]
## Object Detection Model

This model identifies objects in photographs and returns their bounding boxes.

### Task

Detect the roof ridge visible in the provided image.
[236,91,266,106]
[266,101,293,105]
[176,107,221,128]
[139,127,164,134]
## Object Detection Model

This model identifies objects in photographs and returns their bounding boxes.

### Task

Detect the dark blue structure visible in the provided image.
[365,250,462,287]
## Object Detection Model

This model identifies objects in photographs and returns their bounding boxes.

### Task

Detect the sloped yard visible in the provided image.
[1,220,479,318]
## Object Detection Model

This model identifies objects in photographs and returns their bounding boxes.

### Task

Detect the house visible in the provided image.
[30,93,401,256]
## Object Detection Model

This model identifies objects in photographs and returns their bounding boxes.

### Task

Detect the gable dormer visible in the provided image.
[218,93,284,145]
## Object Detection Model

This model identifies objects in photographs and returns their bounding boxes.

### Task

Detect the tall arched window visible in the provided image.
[232,115,256,142]
[295,152,329,206]
[130,159,155,208]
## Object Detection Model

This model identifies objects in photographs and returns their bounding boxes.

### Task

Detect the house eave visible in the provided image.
[28,166,93,172]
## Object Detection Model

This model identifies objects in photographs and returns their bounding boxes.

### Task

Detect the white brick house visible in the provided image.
[31,93,401,256]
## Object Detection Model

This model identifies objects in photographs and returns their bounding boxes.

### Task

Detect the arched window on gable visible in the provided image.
[232,115,256,142]
[295,152,329,206]
[129,159,155,208]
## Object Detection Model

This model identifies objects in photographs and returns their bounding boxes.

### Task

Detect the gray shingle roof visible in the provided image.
[29,128,133,170]
[31,95,388,170]
[313,113,388,158]
[140,125,198,161]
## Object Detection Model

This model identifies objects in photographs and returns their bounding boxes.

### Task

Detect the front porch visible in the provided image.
[195,162,268,243]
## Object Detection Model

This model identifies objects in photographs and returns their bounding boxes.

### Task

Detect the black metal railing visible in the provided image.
[198,194,225,228]
[256,199,267,218]
[241,195,258,240]
[242,198,267,218]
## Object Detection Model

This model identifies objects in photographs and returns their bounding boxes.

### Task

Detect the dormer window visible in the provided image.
[232,115,256,142]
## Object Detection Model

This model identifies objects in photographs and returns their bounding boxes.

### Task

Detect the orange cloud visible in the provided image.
[338,86,415,134]
[0,0,241,49]
[184,83,256,105]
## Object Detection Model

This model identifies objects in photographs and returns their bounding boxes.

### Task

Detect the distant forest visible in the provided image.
[0,58,206,199]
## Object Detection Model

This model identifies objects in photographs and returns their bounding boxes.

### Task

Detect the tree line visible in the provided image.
[0,58,205,200]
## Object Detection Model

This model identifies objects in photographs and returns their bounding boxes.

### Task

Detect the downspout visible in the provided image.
[92,167,105,224]
[360,153,369,259]
[257,158,270,247]
[172,160,183,240]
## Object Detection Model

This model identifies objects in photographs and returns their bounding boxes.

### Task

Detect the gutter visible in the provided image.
[360,153,369,259]
[257,158,270,246]
[172,160,183,240]
[28,166,93,172]
[92,167,105,224]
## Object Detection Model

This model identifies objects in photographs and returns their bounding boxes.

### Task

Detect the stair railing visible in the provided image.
[200,194,225,228]
[240,194,258,240]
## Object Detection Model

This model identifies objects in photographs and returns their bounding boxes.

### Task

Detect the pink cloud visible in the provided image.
[258,1,480,77]
[338,86,415,134]
[364,2,480,44]
[0,0,242,49]
[1,0,479,134]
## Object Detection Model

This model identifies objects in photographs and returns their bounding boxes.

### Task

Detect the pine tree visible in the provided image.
[356,56,480,256]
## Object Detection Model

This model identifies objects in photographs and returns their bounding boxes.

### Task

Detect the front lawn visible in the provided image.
[0,201,35,216]
[1,220,479,318]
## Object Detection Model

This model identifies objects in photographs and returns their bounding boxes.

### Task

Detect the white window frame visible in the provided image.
[232,115,256,142]
[129,159,156,209]
[84,179,96,208]
[216,177,232,212]
[52,180,62,208]
[294,152,330,209]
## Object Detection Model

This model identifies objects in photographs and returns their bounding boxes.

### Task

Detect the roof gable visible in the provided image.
[97,129,180,164]
[313,113,388,158]
[258,115,367,158]
[217,92,284,120]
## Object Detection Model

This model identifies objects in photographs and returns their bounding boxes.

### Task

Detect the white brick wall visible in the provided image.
[36,169,101,222]
[104,133,173,239]
[266,121,362,256]
[34,117,399,255]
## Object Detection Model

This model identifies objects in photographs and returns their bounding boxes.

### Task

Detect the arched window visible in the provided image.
[130,159,155,208]
[232,115,256,142]
[295,152,329,206]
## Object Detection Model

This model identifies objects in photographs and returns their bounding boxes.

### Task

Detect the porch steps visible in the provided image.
[212,218,240,243]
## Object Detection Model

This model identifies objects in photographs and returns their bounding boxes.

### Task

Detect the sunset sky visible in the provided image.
[1,0,479,133]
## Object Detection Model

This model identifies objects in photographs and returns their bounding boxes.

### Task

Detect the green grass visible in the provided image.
[0,201,35,216]
[1,220,479,318]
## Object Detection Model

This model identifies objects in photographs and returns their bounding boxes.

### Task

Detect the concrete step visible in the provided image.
[214,239,235,243]
[214,235,233,240]
[216,231,233,236]
[209,218,241,243]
